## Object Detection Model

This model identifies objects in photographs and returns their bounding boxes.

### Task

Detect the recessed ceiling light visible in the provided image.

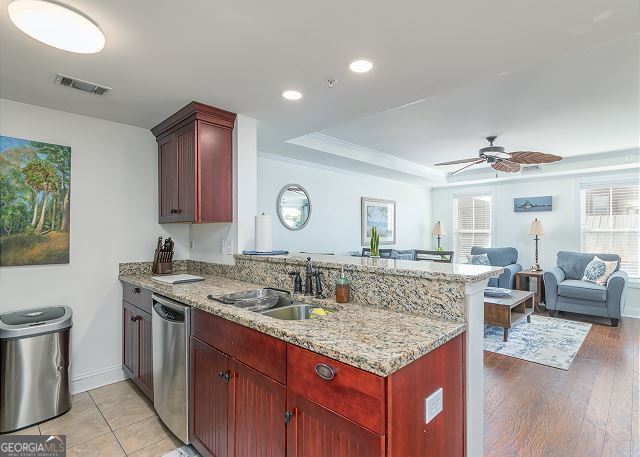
[8,0,105,53]
[349,59,373,73]
[282,90,302,101]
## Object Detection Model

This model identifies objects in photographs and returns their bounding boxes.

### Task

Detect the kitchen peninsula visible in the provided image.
[120,254,501,457]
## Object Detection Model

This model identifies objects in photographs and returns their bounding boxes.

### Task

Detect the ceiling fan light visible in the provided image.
[8,0,105,53]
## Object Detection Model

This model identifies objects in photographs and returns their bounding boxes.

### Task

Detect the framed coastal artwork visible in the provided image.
[514,196,552,212]
[0,136,71,266]
[361,197,396,246]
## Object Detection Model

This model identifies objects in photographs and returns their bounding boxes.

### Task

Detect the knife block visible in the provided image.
[152,260,173,275]
[152,248,173,275]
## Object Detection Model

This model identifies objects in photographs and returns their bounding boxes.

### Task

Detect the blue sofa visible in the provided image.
[543,251,627,326]
[470,246,522,289]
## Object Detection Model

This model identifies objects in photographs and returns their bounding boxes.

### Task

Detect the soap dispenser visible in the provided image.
[335,266,351,303]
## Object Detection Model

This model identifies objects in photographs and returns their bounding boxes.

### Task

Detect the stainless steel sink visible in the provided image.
[209,288,288,312]
[260,303,325,321]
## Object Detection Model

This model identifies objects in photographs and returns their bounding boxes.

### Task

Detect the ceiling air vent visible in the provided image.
[54,73,111,96]
[520,164,544,175]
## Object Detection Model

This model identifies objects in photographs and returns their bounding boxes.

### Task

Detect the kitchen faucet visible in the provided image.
[304,257,314,296]
[304,257,326,299]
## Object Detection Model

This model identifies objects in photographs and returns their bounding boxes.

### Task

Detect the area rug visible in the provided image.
[484,315,591,370]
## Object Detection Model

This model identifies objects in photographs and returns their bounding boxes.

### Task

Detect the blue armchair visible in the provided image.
[544,251,627,326]
[470,246,522,289]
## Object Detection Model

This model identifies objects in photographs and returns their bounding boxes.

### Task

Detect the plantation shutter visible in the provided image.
[580,182,639,278]
[453,194,492,261]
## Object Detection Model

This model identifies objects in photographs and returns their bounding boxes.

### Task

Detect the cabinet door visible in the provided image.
[197,121,232,222]
[122,302,138,378]
[136,309,153,400]
[229,359,286,457]
[190,337,229,457]
[286,390,385,457]
[158,134,178,223]
[175,123,196,222]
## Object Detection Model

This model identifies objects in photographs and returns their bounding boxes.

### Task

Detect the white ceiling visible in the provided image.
[318,35,640,170]
[0,0,638,183]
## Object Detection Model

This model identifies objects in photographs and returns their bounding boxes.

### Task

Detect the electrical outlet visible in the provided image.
[425,387,443,424]
[223,239,234,255]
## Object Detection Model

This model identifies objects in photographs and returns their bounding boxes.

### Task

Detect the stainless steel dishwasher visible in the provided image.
[151,294,190,444]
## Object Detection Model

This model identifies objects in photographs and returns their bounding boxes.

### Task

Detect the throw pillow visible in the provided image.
[582,256,618,285]
[467,253,490,266]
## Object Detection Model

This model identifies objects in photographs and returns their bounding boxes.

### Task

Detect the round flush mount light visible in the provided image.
[349,59,373,73]
[8,0,105,53]
[282,90,302,101]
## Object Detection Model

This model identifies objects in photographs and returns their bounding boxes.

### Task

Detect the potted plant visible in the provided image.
[370,227,380,257]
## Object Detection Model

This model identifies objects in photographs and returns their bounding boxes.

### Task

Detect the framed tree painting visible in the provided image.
[0,136,71,266]
[361,197,396,246]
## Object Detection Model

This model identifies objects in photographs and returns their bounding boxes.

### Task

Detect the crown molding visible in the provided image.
[257,151,432,188]
[287,132,446,182]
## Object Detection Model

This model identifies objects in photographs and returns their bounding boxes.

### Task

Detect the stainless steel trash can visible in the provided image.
[0,306,73,433]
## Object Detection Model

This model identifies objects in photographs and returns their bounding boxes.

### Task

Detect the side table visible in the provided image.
[515,270,545,311]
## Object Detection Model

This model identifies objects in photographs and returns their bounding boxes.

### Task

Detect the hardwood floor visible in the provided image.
[484,315,639,457]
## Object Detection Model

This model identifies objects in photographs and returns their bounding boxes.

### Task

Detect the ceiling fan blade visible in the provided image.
[491,160,521,173]
[450,159,485,175]
[507,151,562,164]
[434,157,481,166]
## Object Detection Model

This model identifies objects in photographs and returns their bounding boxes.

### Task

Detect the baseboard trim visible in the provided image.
[71,365,128,394]
[622,305,640,319]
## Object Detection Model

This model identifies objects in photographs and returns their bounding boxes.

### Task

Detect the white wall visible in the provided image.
[256,154,432,254]
[431,169,640,316]
[0,99,189,391]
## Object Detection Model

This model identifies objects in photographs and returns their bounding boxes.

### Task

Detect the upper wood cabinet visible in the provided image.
[151,102,236,224]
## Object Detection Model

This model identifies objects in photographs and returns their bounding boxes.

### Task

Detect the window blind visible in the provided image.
[580,182,639,278]
[453,194,492,261]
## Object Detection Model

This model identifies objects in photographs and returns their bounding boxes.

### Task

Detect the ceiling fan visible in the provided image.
[435,136,562,175]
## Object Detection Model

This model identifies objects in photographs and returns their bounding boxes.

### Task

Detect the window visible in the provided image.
[453,194,492,261]
[580,182,639,278]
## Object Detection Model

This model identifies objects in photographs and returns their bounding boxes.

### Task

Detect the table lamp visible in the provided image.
[432,221,445,250]
[528,218,544,271]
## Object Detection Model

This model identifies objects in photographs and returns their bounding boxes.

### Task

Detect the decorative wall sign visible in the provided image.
[361,197,396,246]
[514,196,552,212]
[0,136,71,266]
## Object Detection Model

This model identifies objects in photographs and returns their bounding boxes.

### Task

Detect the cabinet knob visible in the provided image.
[130,315,140,322]
[170,208,177,214]
[132,287,141,294]
[284,411,295,424]
[314,363,335,381]
[217,371,231,383]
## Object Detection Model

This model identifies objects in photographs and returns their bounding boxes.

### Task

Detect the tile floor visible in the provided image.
[6,380,183,456]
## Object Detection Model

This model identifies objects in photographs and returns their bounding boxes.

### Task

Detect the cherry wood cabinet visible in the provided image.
[190,337,229,457]
[189,334,286,457]
[228,359,286,457]
[189,308,465,457]
[151,102,236,224]
[122,300,153,401]
[286,390,385,457]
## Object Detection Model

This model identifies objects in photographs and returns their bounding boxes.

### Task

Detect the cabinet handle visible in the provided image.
[217,371,231,383]
[314,363,335,381]
[132,287,141,294]
[130,315,140,322]
[284,410,294,424]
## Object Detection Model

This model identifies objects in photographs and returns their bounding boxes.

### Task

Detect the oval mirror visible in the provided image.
[277,184,311,231]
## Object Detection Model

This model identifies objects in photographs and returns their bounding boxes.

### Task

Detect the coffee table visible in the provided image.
[484,289,535,342]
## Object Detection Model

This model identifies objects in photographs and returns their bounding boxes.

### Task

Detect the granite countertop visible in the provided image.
[235,253,502,282]
[119,272,466,377]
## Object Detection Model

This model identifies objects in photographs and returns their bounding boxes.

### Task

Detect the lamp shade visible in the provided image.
[528,218,544,236]
[432,221,445,236]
